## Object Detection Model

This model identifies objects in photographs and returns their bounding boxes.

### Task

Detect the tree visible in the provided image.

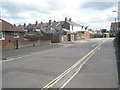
[101,29,107,33]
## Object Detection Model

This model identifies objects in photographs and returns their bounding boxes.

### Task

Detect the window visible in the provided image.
[14,32,20,38]
[0,32,5,40]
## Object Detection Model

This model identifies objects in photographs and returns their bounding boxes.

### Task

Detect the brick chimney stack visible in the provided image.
[49,20,52,25]
[69,18,72,21]
[65,17,67,22]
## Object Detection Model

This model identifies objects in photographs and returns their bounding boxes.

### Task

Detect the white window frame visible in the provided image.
[0,32,5,40]
[14,32,20,38]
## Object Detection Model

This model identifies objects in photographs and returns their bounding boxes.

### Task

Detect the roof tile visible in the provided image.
[0,19,24,32]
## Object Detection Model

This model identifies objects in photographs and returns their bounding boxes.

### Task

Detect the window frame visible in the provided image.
[0,32,5,40]
[14,32,20,38]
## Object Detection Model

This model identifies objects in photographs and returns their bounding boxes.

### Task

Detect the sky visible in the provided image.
[1,0,120,30]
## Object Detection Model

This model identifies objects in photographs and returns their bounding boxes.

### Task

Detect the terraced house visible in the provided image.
[19,17,90,43]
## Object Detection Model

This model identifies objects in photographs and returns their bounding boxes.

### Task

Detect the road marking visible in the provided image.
[59,48,95,89]
[41,39,108,90]
[92,39,106,47]
[1,39,106,63]
[92,43,97,47]
[0,47,64,63]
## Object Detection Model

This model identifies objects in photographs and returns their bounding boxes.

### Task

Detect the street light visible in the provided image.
[113,10,119,31]
[111,1,120,37]
[113,1,120,31]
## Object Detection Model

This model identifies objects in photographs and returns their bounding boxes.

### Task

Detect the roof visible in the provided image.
[66,20,82,26]
[0,19,24,32]
[62,28,70,32]
[111,22,120,28]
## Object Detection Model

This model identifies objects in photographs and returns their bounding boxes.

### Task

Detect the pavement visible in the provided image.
[2,43,64,60]
[114,38,120,90]
[2,40,88,60]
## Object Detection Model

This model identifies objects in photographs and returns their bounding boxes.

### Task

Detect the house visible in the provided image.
[0,19,24,50]
[61,17,84,32]
[110,22,120,36]
[56,17,90,41]
[18,17,90,43]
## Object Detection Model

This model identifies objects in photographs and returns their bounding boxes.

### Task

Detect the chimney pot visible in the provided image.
[65,17,67,21]
[49,20,52,25]
[69,18,72,21]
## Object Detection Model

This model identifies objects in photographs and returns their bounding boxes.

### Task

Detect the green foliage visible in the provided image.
[44,33,52,36]
[72,32,84,35]
[28,31,41,35]
[101,29,107,33]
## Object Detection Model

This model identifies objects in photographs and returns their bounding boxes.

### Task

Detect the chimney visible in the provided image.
[35,21,38,26]
[85,26,88,30]
[14,24,16,26]
[41,21,43,24]
[29,23,31,25]
[49,20,52,25]
[81,26,84,29]
[65,17,67,22]
[69,18,72,21]
[24,23,26,27]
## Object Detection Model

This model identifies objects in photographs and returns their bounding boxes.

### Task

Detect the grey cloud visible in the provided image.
[2,2,23,14]
[80,2,116,10]
[2,2,51,19]
[2,2,50,13]
[2,1,65,20]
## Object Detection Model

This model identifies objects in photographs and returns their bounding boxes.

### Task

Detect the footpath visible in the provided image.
[2,43,64,60]
[115,36,120,89]
[2,39,89,60]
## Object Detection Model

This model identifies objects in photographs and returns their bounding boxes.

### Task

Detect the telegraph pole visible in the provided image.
[117,1,120,30]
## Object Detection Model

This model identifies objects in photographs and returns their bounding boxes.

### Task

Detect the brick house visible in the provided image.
[110,22,120,36]
[18,17,90,43]
[0,19,24,50]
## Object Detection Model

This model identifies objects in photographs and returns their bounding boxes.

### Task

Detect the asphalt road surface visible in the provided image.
[2,38,118,89]
[64,38,118,88]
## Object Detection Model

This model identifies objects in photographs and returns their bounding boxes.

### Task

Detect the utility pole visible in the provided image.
[118,1,120,31]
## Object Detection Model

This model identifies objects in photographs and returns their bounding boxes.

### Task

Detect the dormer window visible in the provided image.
[14,32,20,38]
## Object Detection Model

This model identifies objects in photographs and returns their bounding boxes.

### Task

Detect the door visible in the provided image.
[67,34,71,41]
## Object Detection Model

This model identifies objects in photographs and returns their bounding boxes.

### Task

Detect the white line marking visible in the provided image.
[59,49,95,89]
[59,39,107,89]
[1,47,64,63]
[92,43,97,47]
[41,39,108,90]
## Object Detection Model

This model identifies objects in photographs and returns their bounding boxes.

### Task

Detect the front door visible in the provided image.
[67,34,71,41]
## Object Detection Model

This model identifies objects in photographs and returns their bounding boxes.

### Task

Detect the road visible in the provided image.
[64,38,118,88]
[2,38,118,89]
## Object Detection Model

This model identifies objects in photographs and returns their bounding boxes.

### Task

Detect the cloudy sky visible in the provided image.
[1,0,120,30]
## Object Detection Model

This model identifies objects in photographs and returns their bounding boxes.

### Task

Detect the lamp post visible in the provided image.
[113,1,120,31]
[113,10,119,31]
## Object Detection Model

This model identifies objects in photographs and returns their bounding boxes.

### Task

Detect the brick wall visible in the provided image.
[73,31,90,41]
[51,35,61,43]
[2,32,24,50]
[84,31,90,40]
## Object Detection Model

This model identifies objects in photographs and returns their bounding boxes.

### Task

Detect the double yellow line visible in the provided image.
[41,39,108,90]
